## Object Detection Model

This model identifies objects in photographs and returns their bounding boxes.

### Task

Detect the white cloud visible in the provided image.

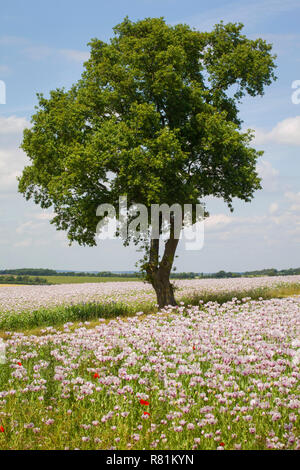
[23,45,89,63]
[285,191,300,212]
[204,208,300,248]
[0,116,30,193]
[205,214,232,231]
[33,212,55,221]
[254,116,300,146]
[16,221,35,235]
[0,115,30,135]
[16,220,51,235]
[0,156,23,190]
[269,202,279,214]
[13,238,33,248]
[0,147,27,191]
[0,34,89,64]
[14,218,67,249]
[257,160,279,192]
[59,49,90,62]
[23,45,53,61]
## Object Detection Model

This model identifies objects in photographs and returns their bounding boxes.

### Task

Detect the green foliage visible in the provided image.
[19,17,276,249]
[199,267,300,278]
[0,275,49,285]
[0,269,57,276]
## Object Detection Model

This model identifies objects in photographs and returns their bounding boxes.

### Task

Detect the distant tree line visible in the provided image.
[244,268,300,276]
[0,269,138,277]
[0,275,49,285]
[196,268,300,278]
[0,269,57,276]
[1,268,300,279]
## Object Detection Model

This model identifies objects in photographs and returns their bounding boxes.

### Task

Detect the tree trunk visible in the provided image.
[151,268,177,308]
[146,216,180,309]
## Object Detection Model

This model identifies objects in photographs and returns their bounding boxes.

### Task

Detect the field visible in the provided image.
[0,275,140,285]
[41,276,139,284]
[0,277,299,450]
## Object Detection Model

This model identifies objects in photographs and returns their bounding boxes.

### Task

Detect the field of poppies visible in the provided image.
[0,277,299,450]
[1,276,300,330]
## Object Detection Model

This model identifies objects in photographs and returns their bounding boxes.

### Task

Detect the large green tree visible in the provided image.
[19,17,276,307]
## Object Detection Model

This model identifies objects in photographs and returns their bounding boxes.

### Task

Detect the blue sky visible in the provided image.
[0,0,300,272]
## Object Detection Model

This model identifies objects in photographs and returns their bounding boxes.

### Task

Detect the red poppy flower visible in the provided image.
[0,426,4,433]
[140,399,150,406]
[219,442,225,447]
[143,411,150,416]
[93,373,99,379]
[17,362,22,366]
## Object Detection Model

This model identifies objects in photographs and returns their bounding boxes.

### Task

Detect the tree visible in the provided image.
[18,17,276,308]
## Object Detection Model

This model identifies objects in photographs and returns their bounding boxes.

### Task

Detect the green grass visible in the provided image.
[0,275,141,285]
[0,300,153,331]
[0,282,300,333]
[36,275,141,284]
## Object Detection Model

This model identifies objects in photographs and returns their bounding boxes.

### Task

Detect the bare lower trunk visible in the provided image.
[151,269,177,308]
[146,217,180,309]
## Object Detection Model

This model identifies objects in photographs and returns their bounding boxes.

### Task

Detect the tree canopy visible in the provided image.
[19,17,277,306]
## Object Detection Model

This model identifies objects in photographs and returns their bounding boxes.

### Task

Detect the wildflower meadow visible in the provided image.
[0,278,299,450]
